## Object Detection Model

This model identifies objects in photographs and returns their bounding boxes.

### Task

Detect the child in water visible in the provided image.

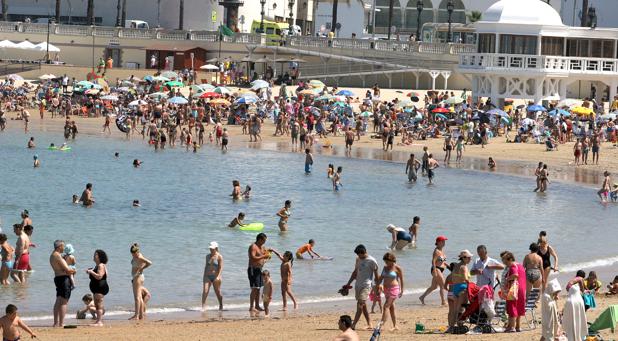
[488,157,496,170]
[610,184,618,203]
[327,164,334,178]
[304,148,313,174]
[33,155,39,168]
[228,212,246,228]
[262,270,273,317]
[76,294,96,319]
[72,195,80,204]
[332,166,343,191]
[271,250,298,310]
[242,185,251,199]
[208,132,214,143]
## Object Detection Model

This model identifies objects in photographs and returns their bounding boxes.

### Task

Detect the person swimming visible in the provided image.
[228,213,246,228]
[72,195,79,204]
[133,159,142,168]
[242,185,252,199]
[132,200,141,207]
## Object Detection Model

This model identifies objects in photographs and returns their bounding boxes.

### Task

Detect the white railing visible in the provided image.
[56,24,91,36]
[157,30,188,40]
[459,53,618,74]
[190,31,218,42]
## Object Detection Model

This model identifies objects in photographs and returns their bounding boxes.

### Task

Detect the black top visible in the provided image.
[89,264,109,296]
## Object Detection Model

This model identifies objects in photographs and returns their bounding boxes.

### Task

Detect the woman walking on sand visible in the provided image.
[202,241,223,311]
[419,236,448,306]
[129,243,152,320]
[374,252,404,331]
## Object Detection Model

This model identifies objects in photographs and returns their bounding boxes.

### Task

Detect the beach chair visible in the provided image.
[491,300,507,329]
[523,288,540,329]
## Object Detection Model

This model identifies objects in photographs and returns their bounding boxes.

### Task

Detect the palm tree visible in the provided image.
[86,0,94,25]
[1,0,8,21]
[179,0,184,30]
[466,10,482,23]
[55,0,61,22]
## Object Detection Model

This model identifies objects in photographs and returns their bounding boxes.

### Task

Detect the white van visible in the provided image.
[125,20,149,29]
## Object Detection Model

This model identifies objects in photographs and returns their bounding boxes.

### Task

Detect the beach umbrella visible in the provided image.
[128,100,148,106]
[299,89,318,96]
[209,98,231,106]
[194,84,216,92]
[309,80,325,88]
[116,87,131,93]
[548,109,570,117]
[521,118,535,126]
[84,88,100,95]
[169,96,188,105]
[336,90,355,97]
[435,113,448,120]
[432,107,450,113]
[199,91,221,98]
[161,71,178,79]
[235,97,258,105]
[165,81,184,88]
[144,75,154,82]
[407,91,421,98]
[527,104,547,112]
[360,111,373,118]
[444,97,463,105]
[315,95,332,101]
[239,91,259,99]
[214,86,231,95]
[200,64,219,71]
[251,82,270,91]
[34,42,60,52]
[556,99,582,108]
[7,74,23,81]
[77,80,95,87]
[571,106,594,116]
[589,305,618,333]
[148,92,167,99]
[152,76,170,82]
[487,108,508,118]
[599,113,617,120]
[100,95,118,101]
[251,79,269,87]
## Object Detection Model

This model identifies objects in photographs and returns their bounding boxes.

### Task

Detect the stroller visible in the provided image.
[459,282,497,334]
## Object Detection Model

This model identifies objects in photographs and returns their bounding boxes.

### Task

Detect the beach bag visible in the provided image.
[506,281,518,301]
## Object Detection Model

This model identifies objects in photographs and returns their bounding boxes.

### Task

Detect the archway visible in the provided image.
[375,0,403,33]
[405,0,433,32]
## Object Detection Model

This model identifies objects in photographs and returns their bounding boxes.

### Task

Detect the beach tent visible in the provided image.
[14,41,36,50]
[0,40,16,48]
[34,42,60,52]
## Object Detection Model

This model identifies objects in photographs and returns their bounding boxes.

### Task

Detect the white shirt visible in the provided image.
[471,256,501,288]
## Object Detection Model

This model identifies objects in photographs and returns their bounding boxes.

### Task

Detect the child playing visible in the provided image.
[606,276,618,296]
[369,284,383,314]
[63,244,76,289]
[76,294,96,319]
[610,184,618,203]
[488,157,496,170]
[327,164,334,178]
[242,185,251,199]
[208,132,214,143]
[262,270,273,317]
[72,194,79,204]
[0,304,36,340]
[332,166,343,191]
[228,213,246,228]
[271,250,298,310]
[295,239,322,259]
[304,148,313,174]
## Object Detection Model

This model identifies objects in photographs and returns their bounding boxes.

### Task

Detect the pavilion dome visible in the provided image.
[480,0,564,26]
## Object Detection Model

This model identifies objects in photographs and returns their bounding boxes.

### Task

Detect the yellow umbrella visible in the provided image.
[571,106,594,116]
[299,89,318,96]
[209,98,231,106]
[309,80,325,88]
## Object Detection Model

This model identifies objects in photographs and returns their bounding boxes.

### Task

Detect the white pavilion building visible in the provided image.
[458,0,618,104]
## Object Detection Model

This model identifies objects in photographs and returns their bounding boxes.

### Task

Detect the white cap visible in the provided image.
[208,241,219,249]
[547,278,561,295]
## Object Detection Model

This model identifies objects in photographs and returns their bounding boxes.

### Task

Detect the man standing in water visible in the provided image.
[248,233,269,315]
[50,240,76,327]
[342,244,379,330]
[405,154,421,183]
[12,224,30,283]
[80,183,95,207]
[427,154,440,185]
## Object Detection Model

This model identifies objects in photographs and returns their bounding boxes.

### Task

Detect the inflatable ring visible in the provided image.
[116,114,130,133]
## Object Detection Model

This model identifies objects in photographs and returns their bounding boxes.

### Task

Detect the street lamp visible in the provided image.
[258,0,266,33]
[416,0,423,41]
[446,0,454,43]
[588,7,597,28]
[288,0,295,36]
[45,18,55,64]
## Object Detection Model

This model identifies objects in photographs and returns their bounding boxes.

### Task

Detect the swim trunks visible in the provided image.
[54,275,72,299]
[247,266,263,289]
[427,169,434,180]
[305,163,312,173]
[452,282,468,297]
[15,253,29,271]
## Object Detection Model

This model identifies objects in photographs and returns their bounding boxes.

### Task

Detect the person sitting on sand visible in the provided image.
[295,239,323,259]
[76,293,96,319]
[334,315,360,341]
[228,213,246,228]
[0,304,36,340]
[606,276,618,296]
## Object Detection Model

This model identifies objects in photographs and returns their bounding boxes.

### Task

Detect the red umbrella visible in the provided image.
[432,107,450,113]
[200,92,221,98]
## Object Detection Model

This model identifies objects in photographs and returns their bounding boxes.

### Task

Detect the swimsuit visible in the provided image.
[452,282,468,297]
[396,230,412,242]
[537,248,551,269]
[247,266,263,288]
[89,264,109,296]
[54,275,72,299]
[205,254,219,283]
[525,268,541,283]
[15,253,29,271]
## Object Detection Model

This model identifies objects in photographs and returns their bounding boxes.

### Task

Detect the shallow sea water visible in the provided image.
[0,128,616,319]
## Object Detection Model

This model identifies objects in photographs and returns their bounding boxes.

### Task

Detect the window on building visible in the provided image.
[499,34,537,55]
[437,0,466,24]
[478,33,495,53]
[404,0,433,31]
[541,37,564,56]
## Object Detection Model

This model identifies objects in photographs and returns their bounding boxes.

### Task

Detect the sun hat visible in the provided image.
[435,235,448,244]
[547,278,561,295]
[64,243,75,255]
[458,249,473,258]
[208,241,219,249]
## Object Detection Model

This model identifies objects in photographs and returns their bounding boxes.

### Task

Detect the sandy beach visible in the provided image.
[2,86,618,340]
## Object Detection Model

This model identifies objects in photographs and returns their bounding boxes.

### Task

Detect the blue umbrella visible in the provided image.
[235,97,258,105]
[527,104,547,112]
[336,90,355,97]
[548,109,570,117]
[169,96,188,104]
[144,75,153,82]
[487,108,508,118]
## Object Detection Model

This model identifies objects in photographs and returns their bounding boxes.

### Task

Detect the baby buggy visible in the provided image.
[459,283,497,334]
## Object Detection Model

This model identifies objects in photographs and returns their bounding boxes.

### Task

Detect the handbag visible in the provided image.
[506,281,518,301]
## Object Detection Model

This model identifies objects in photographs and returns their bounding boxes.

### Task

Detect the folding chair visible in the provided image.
[523,288,540,329]
[491,300,507,331]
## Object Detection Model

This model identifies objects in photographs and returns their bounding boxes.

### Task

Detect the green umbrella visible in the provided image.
[590,305,618,332]
[165,81,184,87]
[360,111,372,118]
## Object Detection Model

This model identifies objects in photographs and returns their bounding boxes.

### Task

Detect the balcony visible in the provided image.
[459,53,618,75]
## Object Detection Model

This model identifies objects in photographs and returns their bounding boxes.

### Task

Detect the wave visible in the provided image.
[559,256,618,273]
[22,288,427,322]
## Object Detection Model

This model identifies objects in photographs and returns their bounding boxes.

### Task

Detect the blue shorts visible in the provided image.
[452,283,468,297]
[305,163,312,173]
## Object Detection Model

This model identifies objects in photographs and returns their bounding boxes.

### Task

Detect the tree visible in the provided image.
[179,0,184,30]
[87,0,94,25]
[55,0,61,22]
[466,10,482,23]
[330,0,338,34]
[1,0,7,21]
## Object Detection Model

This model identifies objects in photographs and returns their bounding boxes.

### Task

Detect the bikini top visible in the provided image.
[382,268,397,279]
[207,254,220,269]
